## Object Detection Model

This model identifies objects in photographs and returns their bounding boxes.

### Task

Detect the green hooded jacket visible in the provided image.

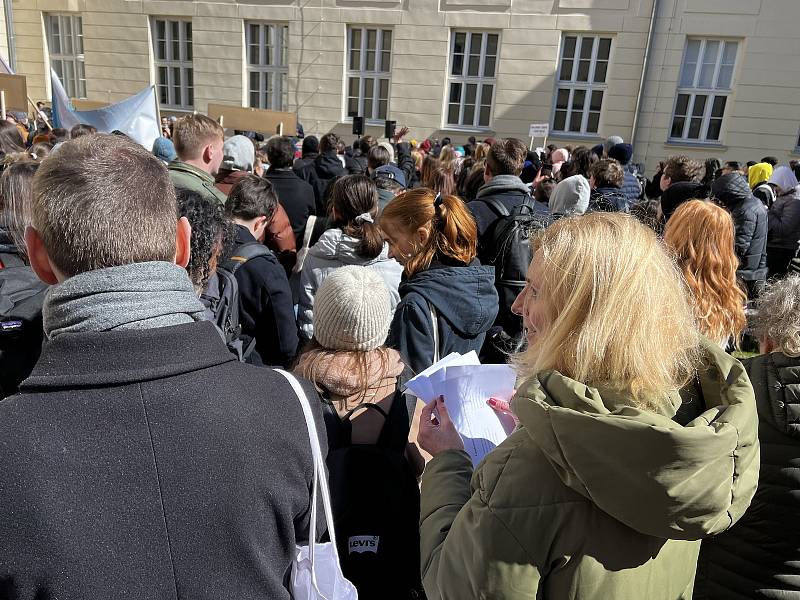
[168,160,227,206]
[420,341,760,600]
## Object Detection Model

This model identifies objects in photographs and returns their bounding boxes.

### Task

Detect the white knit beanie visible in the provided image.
[313,266,393,352]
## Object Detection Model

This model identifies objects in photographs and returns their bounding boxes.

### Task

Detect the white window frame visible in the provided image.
[45,14,86,99]
[445,30,499,130]
[151,18,194,110]
[245,22,288,111]
[669,38,739,144]
[345,26,392,123]
[551,34,612,136]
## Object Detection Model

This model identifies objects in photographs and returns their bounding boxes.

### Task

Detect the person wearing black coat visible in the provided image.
[264,136,317,250]
[226,177,299,368]
[0,133,325,600]
[711,173,768,294]
[295,133,347,215]
[344,135,374,175]
[696,276,800,599]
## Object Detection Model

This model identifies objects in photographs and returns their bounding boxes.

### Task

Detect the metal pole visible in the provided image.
[630,0,660,152]
[4,0,16,73]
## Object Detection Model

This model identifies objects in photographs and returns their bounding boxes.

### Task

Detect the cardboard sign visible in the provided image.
[207,103,297,135]
[0,73,28,112]
[528,123,549,138]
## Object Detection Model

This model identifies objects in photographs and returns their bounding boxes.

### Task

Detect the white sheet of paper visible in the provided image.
[406,351,480,402]
[442,365,517,466]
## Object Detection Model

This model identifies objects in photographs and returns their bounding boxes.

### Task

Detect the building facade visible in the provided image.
[7,0,800,172]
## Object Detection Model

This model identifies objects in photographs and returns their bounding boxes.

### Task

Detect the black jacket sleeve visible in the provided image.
[734,208,757,264]
[387,295,435,375]
[396,142,416,188]
[236,257,299,368]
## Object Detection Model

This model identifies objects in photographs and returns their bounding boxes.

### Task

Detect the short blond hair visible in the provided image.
[172,114,224,160]
[515,213,699,410]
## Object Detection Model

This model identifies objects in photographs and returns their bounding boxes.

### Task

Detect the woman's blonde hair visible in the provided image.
[380,188,477,277]
[663,200,747,346]
[438,145,456,165]
[516,213,699,411]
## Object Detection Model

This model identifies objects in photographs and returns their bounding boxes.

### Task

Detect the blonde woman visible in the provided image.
[663,200,747,348]
[417,213,759,600]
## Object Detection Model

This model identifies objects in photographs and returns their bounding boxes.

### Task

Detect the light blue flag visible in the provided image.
[51,69,160,150]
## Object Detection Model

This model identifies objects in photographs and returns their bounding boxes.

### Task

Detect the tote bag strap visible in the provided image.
[301,215,317,250]
[427,300,440,364]
[275,369,341,568]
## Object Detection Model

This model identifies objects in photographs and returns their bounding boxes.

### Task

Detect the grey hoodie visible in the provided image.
[298,228,403,340]
[550,174,591,216]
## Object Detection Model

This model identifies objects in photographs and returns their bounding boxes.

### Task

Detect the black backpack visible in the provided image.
[480,196,550,351]
[0,253,48,398]
[325,386,425,600]
[201,241,271,361]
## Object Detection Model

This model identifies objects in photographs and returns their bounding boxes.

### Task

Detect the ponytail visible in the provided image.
[381,188,477,277]
[330,174,384,260]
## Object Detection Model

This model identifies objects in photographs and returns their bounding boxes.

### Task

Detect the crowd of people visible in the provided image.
[0,108,799,599]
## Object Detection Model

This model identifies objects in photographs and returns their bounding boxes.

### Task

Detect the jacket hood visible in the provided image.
[314,151,346,178]
[400,262,498,337]
[768,165,800,194]
[476,175,530,199]
[512,339,759,541]
[748,163,773,189]
[309,227,393,266]
[549,175,590,216]
[711,173,754,208]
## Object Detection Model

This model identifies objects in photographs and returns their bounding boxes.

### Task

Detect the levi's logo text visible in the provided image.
[348,535,379,554]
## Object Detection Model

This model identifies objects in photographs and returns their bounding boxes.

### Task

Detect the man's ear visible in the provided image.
[175,216,192,268]
[24,226,59,285]
[202,143,214,165]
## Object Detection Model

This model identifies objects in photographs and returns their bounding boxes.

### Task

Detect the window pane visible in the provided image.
[687,117,703,139]
[590,89,603,112]
[467,33,481,77]
[486,34,498,56]
[577,59,591,82]
[250,90,260,108]
[465,83,477,105]
[670,116,685,138]
[562,36,577,59]
[554,110,567,131]
[698,41,719,88]
[348,96,359,117]
[483,56,496,78]
[366,50,375,71]
[449,82,462,103]
[381,51,390,72]
[173,67,181,104]
[555,88,570,110]
[379,78,389,100]
[366,29,377,51]
[680,39,701,87]
[691,94,707,117]
[448,103,460,125]
[717,65,733,89]
[172,21,180,60]
[378,100,388,119]
[481,84,493,108]
[570,89,585,132]
[185,22,191,43]
[593,61,608,83]
[382,30,392,52]
[350,28,361,51]
[364,77,374,117]
[158,40,166,60]
[597,38,611,61]
[452,52,463,76]
[707,118,722,141]
[350,49,361,71]
[156,19,165,41]
[464,103,475,126]
[348,77,359,98]
[63,22,73,55]
[675,93,690,116]
[559,59,573,81]
[711,95,727,118]
[454,32,466,55]
[579,36,594,60]
[587,112,600,133]
[479,106,491,127]
[76,18,84,54]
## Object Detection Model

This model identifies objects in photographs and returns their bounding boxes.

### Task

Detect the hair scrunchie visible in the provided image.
[354,212,374,224]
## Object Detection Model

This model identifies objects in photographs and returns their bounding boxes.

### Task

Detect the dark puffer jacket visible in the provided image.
[589,187,630,213]
[696,351,800,599]
[712,173,769,282]
[387,258,498,375]
[768,185,800,251]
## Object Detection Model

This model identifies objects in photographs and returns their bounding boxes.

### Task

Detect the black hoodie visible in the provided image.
[387,259,498,374]
[711,173,768,281]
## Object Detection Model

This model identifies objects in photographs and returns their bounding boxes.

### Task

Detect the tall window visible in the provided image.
[670,39,738,143]
[446,31,498,129]
[45,14,86,99]
[152,19,193,109]
[246,22,288,111]
[346,27,391,121]
[552,34,611,135]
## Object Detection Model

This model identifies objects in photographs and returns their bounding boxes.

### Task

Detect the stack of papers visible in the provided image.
[406,352,517,466]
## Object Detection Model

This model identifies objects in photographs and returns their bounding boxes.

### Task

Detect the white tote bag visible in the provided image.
[293,215,317,275]
[275,369,359,600]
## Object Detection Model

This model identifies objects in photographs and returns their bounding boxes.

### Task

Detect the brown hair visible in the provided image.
[331,175,384,259]
[486,138,527,176]
[663,200,747,346]
[0,158,39,261]
[319,132,340,154]
[423,164,456,197]
[590,159,624,189]
[172,114,224,161]
[380,187,477,277]
[31,134,177,277]
[664,155,703,184]
[368,145,391,171]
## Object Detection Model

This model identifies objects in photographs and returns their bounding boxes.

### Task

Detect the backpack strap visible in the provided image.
[482,196,510,218]
[222,242,273,274]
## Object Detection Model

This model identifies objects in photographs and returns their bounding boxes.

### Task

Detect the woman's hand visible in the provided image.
[487,396,518,436]
[418,396,464,457]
